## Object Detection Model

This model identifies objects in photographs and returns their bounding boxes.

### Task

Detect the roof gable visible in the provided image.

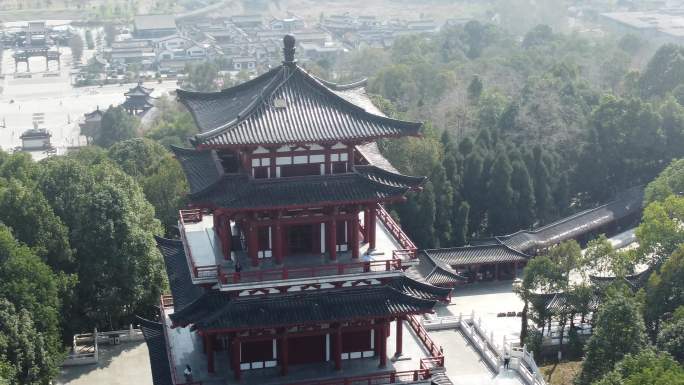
[177,35,421,147]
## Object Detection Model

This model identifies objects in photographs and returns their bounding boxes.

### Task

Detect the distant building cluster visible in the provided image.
[321,13,440,49]
[101,12,444,76]
[600,8,684,44]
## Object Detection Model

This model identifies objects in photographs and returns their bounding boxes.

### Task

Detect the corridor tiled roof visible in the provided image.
[155,236,203,312]
[171,285,436,331]
[186,166,423,209]
[177,59,421,147]
[138,317,173,385]
[496,186,644,253]
[170,146,223,194]
[424,244,529,266]
[589,268,652,291]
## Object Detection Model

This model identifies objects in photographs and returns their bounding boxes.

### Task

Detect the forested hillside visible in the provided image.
[313,23,684,248]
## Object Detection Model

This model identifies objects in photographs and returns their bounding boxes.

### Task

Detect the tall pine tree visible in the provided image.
[487,152,516,235]
[511,160,536,229]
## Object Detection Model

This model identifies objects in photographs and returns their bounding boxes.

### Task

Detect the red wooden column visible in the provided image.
[368,205,377,250]
[206,334,215,373]
[363,207,370,242]
[247,221,259,267]
[328,218,337,261]
[334,326,342,370]
[273,222,283,265]
[395,317,403,357]
[351,212,360,259]
[231,338,241,380]
[378,319,387,368]
[280,334,289,376]
[222,216,232,260]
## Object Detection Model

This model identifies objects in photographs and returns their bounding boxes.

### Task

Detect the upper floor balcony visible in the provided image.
[178,204,418,291]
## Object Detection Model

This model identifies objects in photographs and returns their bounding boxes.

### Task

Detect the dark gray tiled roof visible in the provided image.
[125,83,154,97]
[355,165,426,189]
[424,244,529,266]
[388,275,452,301]
[171,285,436,331]
[497,186,644,253]
[178,64,421,146]
[355,142,398,173]
[170,146,223,194]
[407,252,467,288]
[589,268,652,291]
[542,293,600,312]
[122,96,154,110]
[188,166,422,210]
[138,317,173,385]
[155,236,203,312]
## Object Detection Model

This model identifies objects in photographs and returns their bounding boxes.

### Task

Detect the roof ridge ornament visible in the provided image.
[283,34,296,66]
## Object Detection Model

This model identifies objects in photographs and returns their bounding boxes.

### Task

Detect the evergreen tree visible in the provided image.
[531,145,553,222]
[511,160,536,229]
[462,151,484,235]
[431,164,453,247]
[486,152,516,234]
[453,201,470,246]
[467,75,483,102]
[396,184,437,249]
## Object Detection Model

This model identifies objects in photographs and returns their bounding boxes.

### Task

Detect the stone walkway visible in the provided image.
[56,343,152,385]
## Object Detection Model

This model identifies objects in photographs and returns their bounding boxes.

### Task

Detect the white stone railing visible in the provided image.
[61,325,144,367]
[422,312,547,385]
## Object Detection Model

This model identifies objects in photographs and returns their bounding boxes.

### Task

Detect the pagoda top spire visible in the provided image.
[283,34,296,65]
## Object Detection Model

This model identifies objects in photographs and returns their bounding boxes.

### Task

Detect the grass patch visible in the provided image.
[539,360,583,385]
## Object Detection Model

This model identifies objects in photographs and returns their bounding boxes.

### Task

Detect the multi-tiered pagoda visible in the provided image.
[140,35,450,385]
[122,82,154,115]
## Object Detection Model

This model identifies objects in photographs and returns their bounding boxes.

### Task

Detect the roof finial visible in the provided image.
[283,34,296,65]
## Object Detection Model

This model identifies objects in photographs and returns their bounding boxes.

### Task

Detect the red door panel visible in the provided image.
[288,335,326,365]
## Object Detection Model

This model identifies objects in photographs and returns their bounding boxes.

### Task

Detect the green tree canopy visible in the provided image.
[93,106,139,148]
[0,178,73,271]
[109,138,188,233]
[593,348,684,385]
[577,291,647,385]
[0,225,64,384]
[639,44,684,98]
[37,157,165,331]
[657,310,684,363]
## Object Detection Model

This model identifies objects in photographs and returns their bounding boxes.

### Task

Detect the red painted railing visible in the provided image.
[220,259,402,285]
[159,296,179,385]
[408,315,445,368]
[179,210,219,280]
[286,369,430,385]
[376,204,417,258]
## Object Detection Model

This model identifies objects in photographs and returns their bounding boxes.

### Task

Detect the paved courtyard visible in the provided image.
[56,342,153,385]
[0,44,177,159]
